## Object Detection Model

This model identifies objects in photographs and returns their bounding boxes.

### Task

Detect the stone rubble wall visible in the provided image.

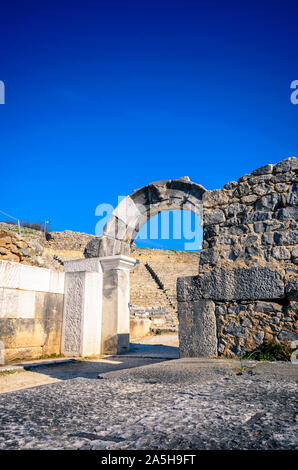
[0,225,94,269]
[0,229,63,271]
[40,230,95,251]
[178,157,298,357]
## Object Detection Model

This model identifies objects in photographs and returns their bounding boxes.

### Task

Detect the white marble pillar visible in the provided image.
[62,258,103,357]
[100,255,136,355]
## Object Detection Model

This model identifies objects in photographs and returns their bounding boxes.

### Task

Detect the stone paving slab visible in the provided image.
[0,358,76,373]
[0,358,297,450]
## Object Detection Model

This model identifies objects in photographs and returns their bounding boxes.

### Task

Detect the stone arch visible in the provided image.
[85,177,206,258]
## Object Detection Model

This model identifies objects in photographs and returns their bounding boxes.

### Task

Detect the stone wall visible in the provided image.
[0,261,64,363]
[0,228,64,270]
[0,225,94,269]
[40,230,94,251]
[178,157,298,357]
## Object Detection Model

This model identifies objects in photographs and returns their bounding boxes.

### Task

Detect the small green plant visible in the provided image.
[244,341,292,362]
[37,353,61,360]
[0,370,19,376]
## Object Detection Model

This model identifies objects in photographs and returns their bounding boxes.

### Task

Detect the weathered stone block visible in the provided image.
[226,203,246,217]
[277,207,298,221]
[0,318,60,349]
[4,346,44,363]
[204,209,225,225]
[215,304,227,316]
[234,182,251,197]
[241,194,259,204]
[34,292,64,321]
[199,249,219,265]
[203,224,219,240]
[278,328,298,344]
[292,246,298,259]
[252,164,273,176]
[130,318,151,340]
[288,183,298,206]
[275,183,290,193]
[285,278,298,300]
[228,225,249,235]
[84,235,128,257]
[272,172,295,183]
[202,189,229,207]
[241,317,253,328]
[271,246,291,260]
[254,220,284,233]
[274,231,298,246]
[0,288,35,319]
[178,300,217,357]
[255,194,280,211]
[261,233,274,245]
[224,181,238,190]
[200,267,284,301]
[244,211,272,223]
[104,216,128,240]
[253,301,282,313]
[84,237,102,257]
[223,321,248,338]
[245,245,260,257]
[273,157,298,174]
[254,331,265,343]
[253,184,272,196]
[248,175,272,185]
[177,275,202,302]
[243,235,259,246]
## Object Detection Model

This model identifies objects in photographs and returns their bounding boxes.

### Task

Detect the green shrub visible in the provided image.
[245,341,292,361]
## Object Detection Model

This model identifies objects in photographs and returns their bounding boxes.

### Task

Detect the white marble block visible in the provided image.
[61,258,103,357]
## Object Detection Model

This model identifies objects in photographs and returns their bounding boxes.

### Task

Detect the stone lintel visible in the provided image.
[64,258,102,273]
[178,267,285,302]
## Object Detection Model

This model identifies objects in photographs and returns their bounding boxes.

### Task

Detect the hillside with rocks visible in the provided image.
[0,223,95,270]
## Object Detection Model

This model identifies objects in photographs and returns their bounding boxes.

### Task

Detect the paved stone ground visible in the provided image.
[0,352,297,450]
[128,333,179,358]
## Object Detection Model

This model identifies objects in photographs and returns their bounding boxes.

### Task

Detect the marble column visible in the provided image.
[100,255,136,354]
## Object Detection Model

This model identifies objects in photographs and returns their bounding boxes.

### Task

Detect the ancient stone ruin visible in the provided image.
[0,157,296,363]
[85,156,298,357]
[178,157,298,356]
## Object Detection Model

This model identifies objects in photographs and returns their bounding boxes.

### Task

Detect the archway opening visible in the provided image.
[129,209,203,357]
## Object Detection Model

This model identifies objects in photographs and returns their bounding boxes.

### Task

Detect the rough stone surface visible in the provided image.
[0,224,95,270]
[0,358,297,450]
[178,300,217,357]
[2,157,297,360]
[178,156,298,356]
[286,278,298,300]
[0,229,63,270]
[200,267,284,301]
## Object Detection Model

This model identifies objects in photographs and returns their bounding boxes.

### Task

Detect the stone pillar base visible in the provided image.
[100,255,136,354]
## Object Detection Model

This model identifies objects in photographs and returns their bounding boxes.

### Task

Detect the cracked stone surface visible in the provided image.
[0,358,297,450]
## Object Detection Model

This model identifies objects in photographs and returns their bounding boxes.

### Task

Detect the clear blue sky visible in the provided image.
[0,1,297,248]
